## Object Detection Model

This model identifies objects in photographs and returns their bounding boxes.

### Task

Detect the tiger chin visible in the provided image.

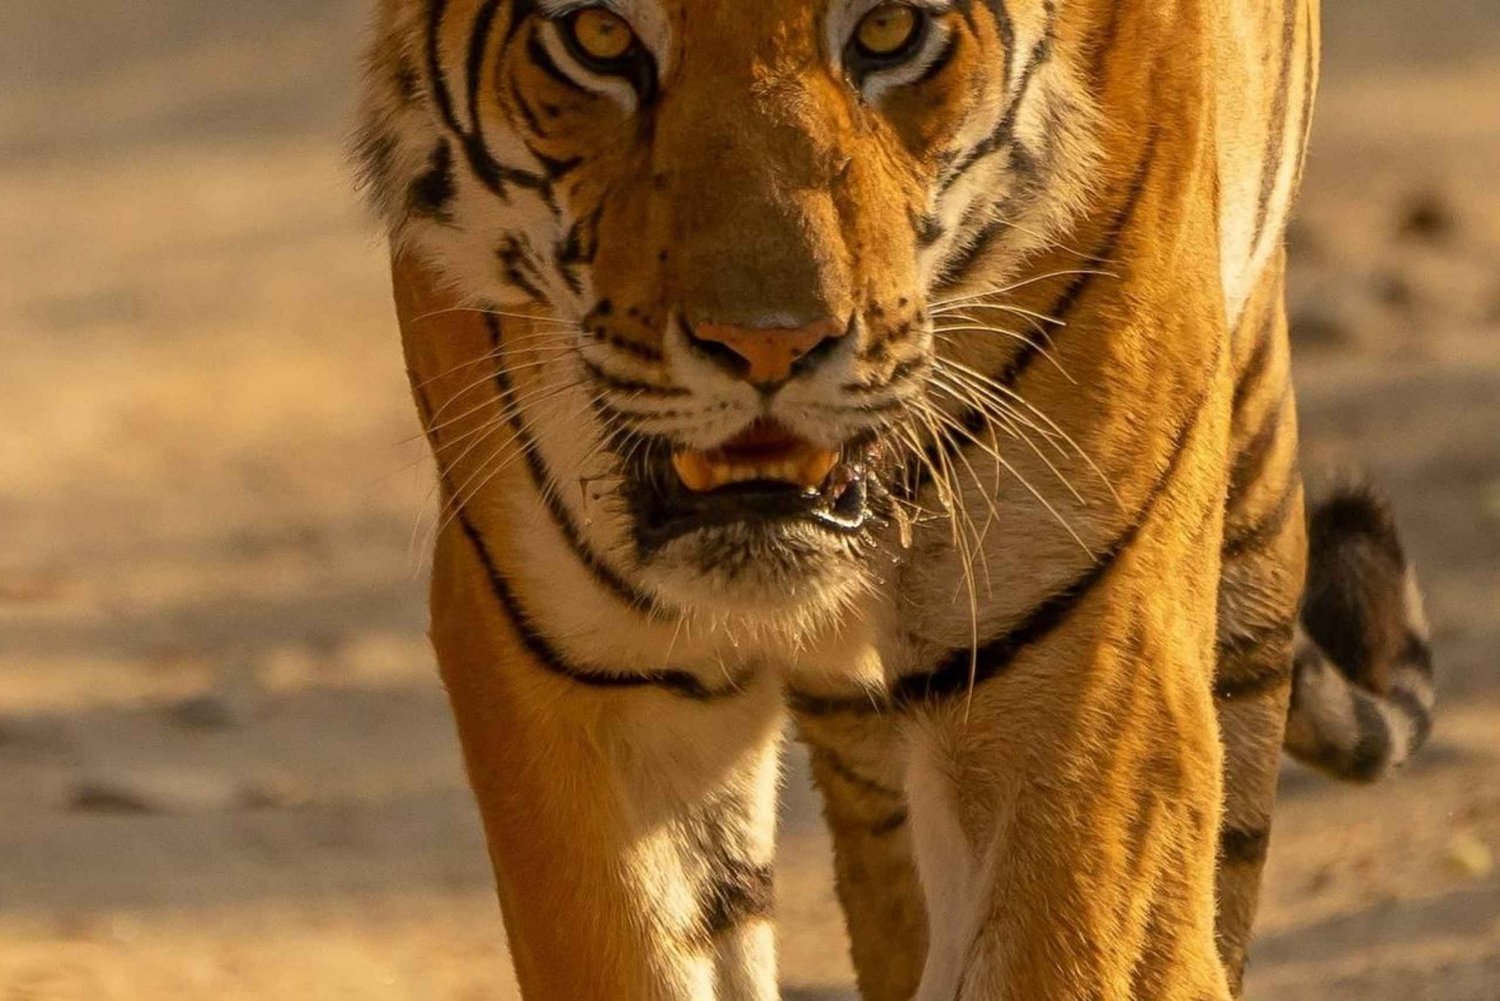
[357,1,1437,999]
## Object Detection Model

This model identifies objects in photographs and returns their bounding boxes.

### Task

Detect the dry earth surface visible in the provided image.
[1,1,1496,998]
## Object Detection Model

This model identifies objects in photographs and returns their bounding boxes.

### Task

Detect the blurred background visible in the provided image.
[1,1,1496,998]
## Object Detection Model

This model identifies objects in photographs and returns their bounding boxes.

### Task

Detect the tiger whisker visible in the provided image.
[428,377,583,461]
[936,355,1116,510]
[927,268,1116,309]
[408,304,580,328]
[938,379,1088,509]
[408,333,578,393]
[427,391,608,552]
[920,385,1091,556]
[420,362,581,440]
[408,381,588,556]
[925,358,1065,446]
[896,411,984,707]
[933,323,1074,384]
[414,350,579,438]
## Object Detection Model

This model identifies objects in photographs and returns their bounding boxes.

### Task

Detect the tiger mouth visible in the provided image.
[627,421,878,551]
[670,421,840,492]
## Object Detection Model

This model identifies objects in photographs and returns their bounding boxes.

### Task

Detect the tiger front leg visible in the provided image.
[429,524,786,1001]
[903,578,1232,1001]
[795,708,928,1001]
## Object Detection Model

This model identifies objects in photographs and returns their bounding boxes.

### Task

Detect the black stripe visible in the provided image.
[1215,662,1293,701]
[560,208,602,268]
[794,330,1216,717]
[938,2,1055,194]
[1232,308,1278,415]
[954,126,1156,383]
[426,0,554,203]
[913,209,946,249]
[1027,129,1157,330]
[590,329,665,364]
[915,30,960,86]
[483,316,664,613]
[922,129,1159,485]
[465,0,504,141]
[355,126,399,203]
[454,503,748,699]
[786,684,886,717]
[697,860,775,941]
[507,75,548,137]
[496,236,547,301]
[395,57,422,104]
[1217,615,1295,662]
[505,61,585,183]
[1214,620,1295,700]
[580,357,691,397]
[412,386,743,701]
[526,27,593,95]
[870,808,910,837]
[1227,388,1288,500]
[554,238,584,296]
[807,744,904,800]
[471,2,556,198]
[1220,825,1271,866]
[955,1,1013,75]
[426,0,464,137]
[936,212,1007,284]
[408,140,458,221]
[992,0,1016,60]
[532,149,582,182]
[1400,631,1435,678]
[1346,690,1393,781]
[1222,472,1299,559]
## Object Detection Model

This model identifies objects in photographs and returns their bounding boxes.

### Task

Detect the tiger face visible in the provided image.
[361,0,1101,620]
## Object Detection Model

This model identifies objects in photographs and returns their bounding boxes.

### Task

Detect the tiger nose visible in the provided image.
[688,317,848,387]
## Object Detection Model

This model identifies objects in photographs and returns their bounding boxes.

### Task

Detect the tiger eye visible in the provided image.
[856,4,920,58]
[571,8,635,62]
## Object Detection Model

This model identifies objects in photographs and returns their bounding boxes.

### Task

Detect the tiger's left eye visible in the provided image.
[569,8,636,62]
[854,3,923,60]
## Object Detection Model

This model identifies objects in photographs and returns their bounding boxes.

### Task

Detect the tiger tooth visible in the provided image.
[672,440,843,492]
[798,449,838,489]
[672,451,717,492]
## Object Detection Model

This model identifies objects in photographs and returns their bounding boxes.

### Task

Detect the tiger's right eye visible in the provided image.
[569,8,637,63]
[854,4,923,61]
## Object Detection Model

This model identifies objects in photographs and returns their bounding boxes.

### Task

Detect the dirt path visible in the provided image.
[2,2,1496,998]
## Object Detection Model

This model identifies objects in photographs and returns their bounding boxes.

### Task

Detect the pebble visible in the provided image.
[1447,830,1495,879]
[238,774,312,810]
[164,679,262,731]
[1370,268,1417,311]
[1397,188,1458,243]
[1289,297,1356,347]
[1288,273,1397,350]
[69,769,246,815]
[0,718,70,755]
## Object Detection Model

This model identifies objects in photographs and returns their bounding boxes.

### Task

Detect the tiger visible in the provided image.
[354,0,1437,998]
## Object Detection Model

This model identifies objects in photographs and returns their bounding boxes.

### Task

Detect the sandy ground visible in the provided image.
[1,2,1497,998]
